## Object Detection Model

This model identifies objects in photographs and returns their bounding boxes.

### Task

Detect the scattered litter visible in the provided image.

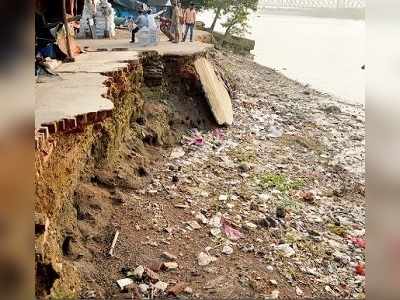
[269,279,278,286]
[268,126,283,138]
[108,230,120,257]
[210,227,222,237]
[175,204,190,209]
[276,244,296,257]
[195,212,208,224]
[350,237,366,249]
[219,194,228,201]
[295,286,304,296]
[132,265,145,279]
[243,221,257,231]
[355,263,365,276]
[222,217,242,240]
[209,213,222,228]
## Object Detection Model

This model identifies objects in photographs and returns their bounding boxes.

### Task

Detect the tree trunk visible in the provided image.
[210,6,222,33]
[219,24,233,48]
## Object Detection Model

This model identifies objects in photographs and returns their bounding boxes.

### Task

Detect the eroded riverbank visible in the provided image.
[35,48,365,299]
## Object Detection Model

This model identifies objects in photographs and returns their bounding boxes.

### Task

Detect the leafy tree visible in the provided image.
[205,0,258,35]
[221,0,258,39]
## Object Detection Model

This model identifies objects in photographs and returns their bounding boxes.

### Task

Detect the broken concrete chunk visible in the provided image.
[117,278,134,290]
[188,220,201,230]
[161,251,177,261]
[276,244,296,257]
[194,57,233,126]
[162,261,178,271]
[198,252,217,266]
[144,268,159,283]
[243,221,257,231]
[195,212,208,224]
[153,280,168,292]
[132,265,145,279]
[167,282,187,296]
[138,283,149,294]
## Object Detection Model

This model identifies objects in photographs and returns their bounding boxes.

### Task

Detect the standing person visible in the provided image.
[177,2,185,41]
[182,2,196,42]
[130,10,148,43]
[170,0,180,43]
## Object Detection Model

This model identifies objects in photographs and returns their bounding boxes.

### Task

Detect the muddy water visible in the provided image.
[198,11,365,105]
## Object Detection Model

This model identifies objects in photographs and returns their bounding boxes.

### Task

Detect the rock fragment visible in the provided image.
[198,252,217,266]
[161,251,177,261]
[222,245,233,255]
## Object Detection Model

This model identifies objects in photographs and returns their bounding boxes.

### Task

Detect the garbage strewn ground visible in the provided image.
[68,50,365,299]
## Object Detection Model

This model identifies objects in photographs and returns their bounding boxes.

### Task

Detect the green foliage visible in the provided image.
[258,172,304,193]
[221,0,258,37]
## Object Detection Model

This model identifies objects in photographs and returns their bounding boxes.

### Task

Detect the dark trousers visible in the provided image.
[131,27,140,42]
[183,23,194,42]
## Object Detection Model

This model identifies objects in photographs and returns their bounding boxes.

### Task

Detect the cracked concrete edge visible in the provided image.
[35,109,114,150]
[34,56,139,156]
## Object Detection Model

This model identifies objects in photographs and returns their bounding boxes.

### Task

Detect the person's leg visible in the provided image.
[182,24,189,42]
[131,27,139,43]
[189,24,194,42]
[131,29,135,42]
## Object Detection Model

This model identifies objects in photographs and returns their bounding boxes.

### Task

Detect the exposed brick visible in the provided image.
[87,112,97,123]
[96,110,108,122]
[38,127,49,139]
[57,119,66,132]
[63,118,77,131]
[76,114,88,128]
[42,122,57,134]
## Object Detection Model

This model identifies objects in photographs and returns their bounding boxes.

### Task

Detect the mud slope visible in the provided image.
[34,51,218,299]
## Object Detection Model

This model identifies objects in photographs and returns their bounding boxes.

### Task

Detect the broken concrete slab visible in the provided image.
[56,51,139,74]
[194,57,233,126]
[35,72,114,129]
[78,39,213,56]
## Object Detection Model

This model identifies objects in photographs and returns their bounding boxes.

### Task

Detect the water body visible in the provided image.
[198,11,365,105]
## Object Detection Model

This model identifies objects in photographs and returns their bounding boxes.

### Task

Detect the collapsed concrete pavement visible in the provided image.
[35,38,236,299]
[35,38,365,299]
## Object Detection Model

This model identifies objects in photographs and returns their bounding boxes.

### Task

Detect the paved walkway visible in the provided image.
[35,37,213,140]
[79,39,213,56]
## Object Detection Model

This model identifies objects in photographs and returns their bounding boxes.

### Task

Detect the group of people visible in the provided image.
[170,1,197,43]
[128,0,197,44]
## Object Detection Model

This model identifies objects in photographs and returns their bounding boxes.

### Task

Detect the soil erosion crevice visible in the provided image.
[34,51,218,299]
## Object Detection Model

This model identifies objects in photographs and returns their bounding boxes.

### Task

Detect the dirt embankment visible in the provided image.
[34,51,217,299]
[35,49,365,300]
